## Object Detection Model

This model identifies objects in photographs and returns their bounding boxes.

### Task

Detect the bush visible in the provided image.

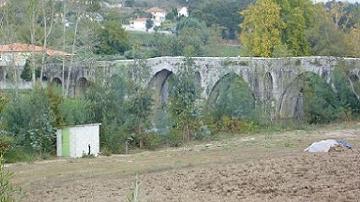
[166,129,183,147]
[59,98,93,126]
[2,87,56,154]
[100,147,112,156]
[0,135,13,155]
[143,133,161,150]
[4,147,35,163]
[0,155,19,201]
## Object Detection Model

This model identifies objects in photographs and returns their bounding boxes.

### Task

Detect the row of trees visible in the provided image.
[240,0,360,57]
[1,57,360,162]
[0,58,201,161]
[2,0,357,61]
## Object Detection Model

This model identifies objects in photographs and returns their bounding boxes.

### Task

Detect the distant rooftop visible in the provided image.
[0,43,72,57]
[146,7,166,13]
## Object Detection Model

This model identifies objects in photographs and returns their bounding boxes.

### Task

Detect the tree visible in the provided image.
[276,0,314,56]
[125,60,153,148]
[189,0,254,39]
[146,18,154,31]
[124,0,135,7]
[64,0,101,96]
[240,0,285,57]
[2,87,56,153]
[39,0,56,81]
[95,20,130,54]
[176,17,209,56]
[168,58,199,142]
[346,28,360,57]
[305,5,349,56]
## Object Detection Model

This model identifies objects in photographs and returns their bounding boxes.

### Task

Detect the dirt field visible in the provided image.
[8,123,360,201]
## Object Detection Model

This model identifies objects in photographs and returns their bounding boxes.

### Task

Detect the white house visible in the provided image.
[146,7,167,27]
[56,123,101,158]
[178,7,189,17]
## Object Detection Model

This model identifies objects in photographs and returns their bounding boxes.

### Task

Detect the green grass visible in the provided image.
[204,44,242,57]
[128,31,157,47]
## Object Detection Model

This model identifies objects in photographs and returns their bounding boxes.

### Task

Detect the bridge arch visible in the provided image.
[279,71,339,123]
[207,72,256,120]
[51,77,62,87]
[148,69,174,105]
[75,77,90,97]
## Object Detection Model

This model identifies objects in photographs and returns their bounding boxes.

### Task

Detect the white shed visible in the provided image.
[56,123,101,158]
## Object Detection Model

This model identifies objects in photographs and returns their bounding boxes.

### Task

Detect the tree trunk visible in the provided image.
[40,0,55,84]
[65,15,80,97]
[62,0,67,94]
[30,7,36,85]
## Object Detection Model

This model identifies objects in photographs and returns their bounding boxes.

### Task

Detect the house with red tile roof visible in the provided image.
[0,43,71,67]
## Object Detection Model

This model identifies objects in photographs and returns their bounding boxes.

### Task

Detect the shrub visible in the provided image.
[0,135,13,155]
[100,147,112,156]
[59,98,93,126]
[143,133,161,150]
[0,155,19,201]
[166,129,183,147]
[4,147,34,163]
[2,87,56,154]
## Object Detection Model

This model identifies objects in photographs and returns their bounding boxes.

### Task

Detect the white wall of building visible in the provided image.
[57,123,100,158]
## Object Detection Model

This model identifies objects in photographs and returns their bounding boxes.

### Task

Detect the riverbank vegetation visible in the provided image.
[0,58,359,163]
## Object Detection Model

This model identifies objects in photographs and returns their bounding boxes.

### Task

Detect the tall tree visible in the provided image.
[305,5,349,56]
[40,0,56,81]
[169,58,199,142]
[276,0,314,56]
[240,0,285,57]
[346,28,360,57]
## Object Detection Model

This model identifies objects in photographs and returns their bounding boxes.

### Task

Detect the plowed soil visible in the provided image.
[8,123,360,202]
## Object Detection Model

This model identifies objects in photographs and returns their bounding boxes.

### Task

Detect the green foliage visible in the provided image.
[59,98,93,126]
[124,0,135,7]
[166,129,183,147]
[275,0,314,56]
[85,73,128,153]
[149,33,183,56]
[300,73,344,124]
[333,62,360,116]
[46,85,65,127]
[0,93,9,114]
[96,20,131,55]
[240,0,285,57]
[189,0,254,39]
[207,74,256,121]
[142,133,162,150]
[124,88,153,148]
[0,155,19,202]
[4,147,35,163]
[0,136,13,155]
[205,73,257,134]
[145,19,154,31]
[168,58,199,142]
[2,87,56,153]
[305,5,349,56]
[207,116,258,134]
[20,60,40,82]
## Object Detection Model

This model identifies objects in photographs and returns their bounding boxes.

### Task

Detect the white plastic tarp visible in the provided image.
[304,139,339,153]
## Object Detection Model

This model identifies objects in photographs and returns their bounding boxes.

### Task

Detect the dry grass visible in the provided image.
[7,122,360,201]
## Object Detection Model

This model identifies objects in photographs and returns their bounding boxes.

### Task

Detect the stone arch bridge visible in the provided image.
[4,56,360,119]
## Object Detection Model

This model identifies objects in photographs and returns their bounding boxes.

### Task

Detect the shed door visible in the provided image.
[62,128,70,157]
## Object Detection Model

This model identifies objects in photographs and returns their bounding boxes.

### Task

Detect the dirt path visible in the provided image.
[8,123,360,201]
